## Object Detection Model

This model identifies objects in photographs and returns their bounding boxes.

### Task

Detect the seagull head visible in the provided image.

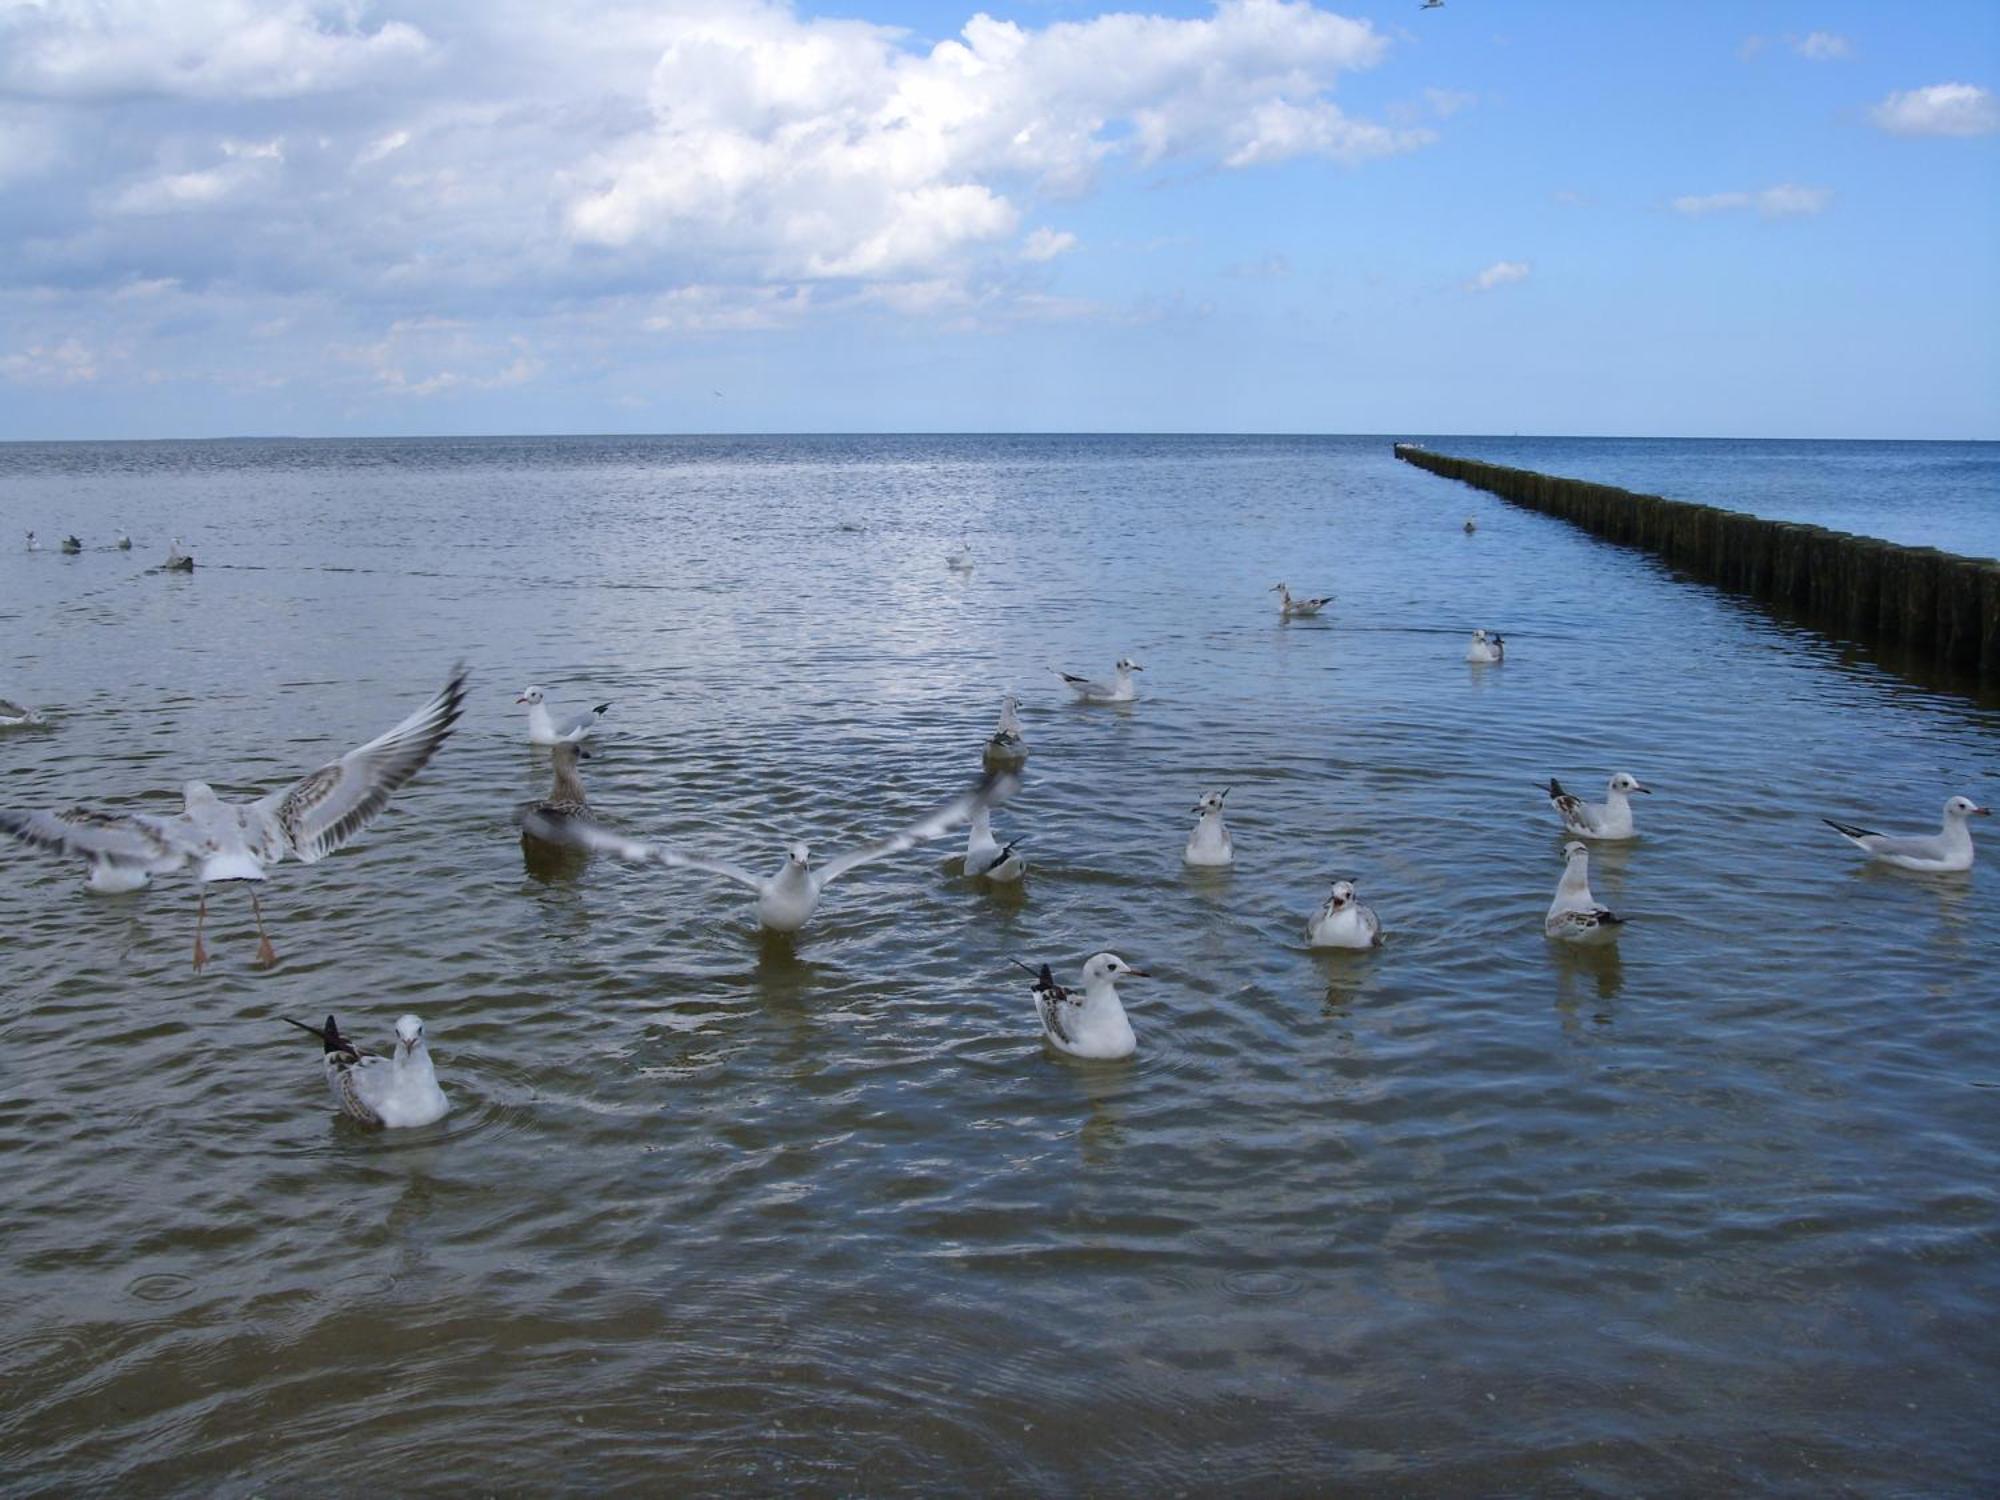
[1269,582,1288,594]
[1471,628,1488,643]
[1082,952,1147,986]
[1116,658,1144,673]
[787,842,812,869]
[1609,773,1651,795]
[1192,788,1229,816]
[393,1014,426,1055]
[1562,840,1588,862]
[181,780,219,807]
[1326,879,1356,909]
[516,686,545,705]
[1945,795,1988,820]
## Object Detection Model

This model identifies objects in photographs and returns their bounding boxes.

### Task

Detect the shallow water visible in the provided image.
[1,435,1996,1493]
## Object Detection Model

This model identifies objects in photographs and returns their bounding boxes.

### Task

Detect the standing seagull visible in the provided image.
[1056,658,1142,703]
[1270,582,1332,618]
[1184,788,1234,867]
[1024,954,1148,1060]
[984,692,1028,769]
[1823,795,1987,873]
[1544,841,1624,943]
[517,686,611,746]
[1547,773,1650,841]
[1307,879,1382,949]
[1465,628,1505,664]
[283,1013,449,1128]
[0,666,466,966]
[552,771,1016,933]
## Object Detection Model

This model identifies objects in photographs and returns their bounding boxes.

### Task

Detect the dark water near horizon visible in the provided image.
[1,435,1996,1493]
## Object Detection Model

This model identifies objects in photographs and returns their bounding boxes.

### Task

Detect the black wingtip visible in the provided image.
[1822,817,1877,840]
[593,702,612,715]
[1547,777,1565,797]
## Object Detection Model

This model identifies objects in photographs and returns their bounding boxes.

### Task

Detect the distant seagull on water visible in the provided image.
[164,537,194,571]
[517,686,610,746]
[1307,879,1382,949]
[1270,582,1331,618]
[1545,841,1623,943]
[24,531,38,552]
[1466,628,1505,664]
[1823,795,1986,873]
[1184,788,1233,867]
[284,1013,449,1128]
[61,535,81,554]
[984,692,1027,770]
[1056,658,1142,703]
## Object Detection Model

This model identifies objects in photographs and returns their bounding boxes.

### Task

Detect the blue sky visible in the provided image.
[1,0,1994,440]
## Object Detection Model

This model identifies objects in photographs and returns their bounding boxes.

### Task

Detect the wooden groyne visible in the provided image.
[1394,444,2000,685]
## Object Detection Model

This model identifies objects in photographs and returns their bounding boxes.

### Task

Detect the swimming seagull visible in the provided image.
[1545,840,1624,943]
[1184,788,1234,867]
[554,770,1018,933]
[984,692,1028,770]
[0,666,466,966]
[1,698,44,729]
[1307,879,1382,949]
[164,537,194,571]
[24,531,38,552]
[1823,795,1987,873]
[1270,582,1332,618]
[1547,773,1650,841]
[516,741,594,849]
[946,539,973,572]
[517,686,611,746]
[283,1013,449,1128]
[1465,628,1505,664]
[1021,954,1147,1060]
[1056,658,1143,703]
[1463,517,1477,534]
[61,535,81,554]
[965,802,1026,882]
[116,531,132,550]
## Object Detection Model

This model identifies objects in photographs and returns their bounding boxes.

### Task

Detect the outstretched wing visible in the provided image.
[0,806,191,872]
[534,813,766,890]
[819,771,1018,888]
[255,666,468,864]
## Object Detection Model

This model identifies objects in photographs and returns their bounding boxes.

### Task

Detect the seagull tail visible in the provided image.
[282,1015,343,1052]
[1821,817,1878,846]
[591,702,612,718]
[1546,778,1566,798]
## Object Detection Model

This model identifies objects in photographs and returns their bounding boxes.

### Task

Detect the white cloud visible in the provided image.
[340,319,541,397]
[1793,32,1849,61]
[1466,260,1529,293]
[642,284,812,333]
[1672,183,1830,219]
[1020,227,1078,262]
[0,338,99,385]
[110,138,284,215]
[1869,83,2000,139]
[1424,87,1475,117]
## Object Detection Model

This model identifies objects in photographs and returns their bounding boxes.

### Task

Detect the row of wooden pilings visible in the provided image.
[1393,444,2000,686]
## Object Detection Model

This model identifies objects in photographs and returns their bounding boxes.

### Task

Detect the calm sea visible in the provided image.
[1,435,1995,1493]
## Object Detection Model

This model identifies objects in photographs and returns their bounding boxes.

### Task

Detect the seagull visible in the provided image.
[517,686,611,746]
[283,1013,448,1128]
[0,666,466,966]
[1307,879,1382,949]
[1547,773,1650,841]
[164,537,194,571]
[1270,582,1332,618]
[1463,517,1477,534]
[516,741,594,850]
[946,539,973,572]
[984,692,1028,770]
[1465,628,1505,664]
[60,535,82,554]
[24,531,39,552]
[1823,795,1987,873]
[1022,954,1147,1060]
[965,802,1026,882]
[551,770,1017,933]
[115,531,132,550]
[1545,840,1624,943]
[1421,0,1444,10]
[1,697,44,729]
[1056,658,1142,703]
[1184,788,1233,867]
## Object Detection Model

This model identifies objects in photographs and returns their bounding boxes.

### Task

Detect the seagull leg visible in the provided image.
[192,890,210,972]
[250,887,278,968]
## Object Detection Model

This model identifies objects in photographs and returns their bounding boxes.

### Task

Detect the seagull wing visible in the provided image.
[254,665,468,864]
[558,702,611,739]
[538,813,766,889]
[819,771,1017,888]
[0,806,193,872]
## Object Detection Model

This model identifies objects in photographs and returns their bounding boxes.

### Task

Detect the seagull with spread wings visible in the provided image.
[0,665,467,968]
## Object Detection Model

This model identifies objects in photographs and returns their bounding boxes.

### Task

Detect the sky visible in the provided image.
[0,0,1995,440]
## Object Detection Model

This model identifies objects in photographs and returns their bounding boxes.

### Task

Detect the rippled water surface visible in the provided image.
[2,435,1996,1494]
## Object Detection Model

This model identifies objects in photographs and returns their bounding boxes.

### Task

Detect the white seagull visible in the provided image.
[946,539,974,572]
[284,1013,449,1128]
[25,531,39,552]
[60,535,82,554]
[0,697,45,729]
[1547,773,1650,841]
[1307,879,1382,949]
[164,537,194,571]
[1184,788,1234,867]
[1463,517,1477,534]
[1056,658,1142,703]
[1024,954,1147,1060]
[965,802,1026,882]
[0,666,466,967]
[984,692,1028,770]
[1465,628,1505,664]
[1545,840,1624,943]
[116,531,132,550]
[554,771,1016,933]
[1823,795,1987,873]
[517,685,611,746]
[1270,582,1332,618]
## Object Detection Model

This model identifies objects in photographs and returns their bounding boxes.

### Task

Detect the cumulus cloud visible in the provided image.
[1020,228,1078,262]
[1672,184,1831,218]
[1870,83,2000,138]
[1466,260,1529,293]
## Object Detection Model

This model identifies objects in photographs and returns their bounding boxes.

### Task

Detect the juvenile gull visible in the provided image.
[283,1013,449,1128]
[516,742,595,850]
[1023,954,1148,1060]
[1823,795,1987,873]
[517,685,611,746]
[1544,840,1624,943]
[553,770,1016,933]
[965,802,1026,882]
[1184,788,1234,867]
[1547,773,1650,841]
[1465,628,1505,664]
[1270,582,1332,618]
[1307,879,1382,949]
[0,666,466,966]
[1056,658,1142,703]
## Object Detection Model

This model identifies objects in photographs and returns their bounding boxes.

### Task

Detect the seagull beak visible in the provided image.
[1634,784,1653,794]
[515,695,529,704]
[1123,969,1150,979]
[1976,806,1992,817]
